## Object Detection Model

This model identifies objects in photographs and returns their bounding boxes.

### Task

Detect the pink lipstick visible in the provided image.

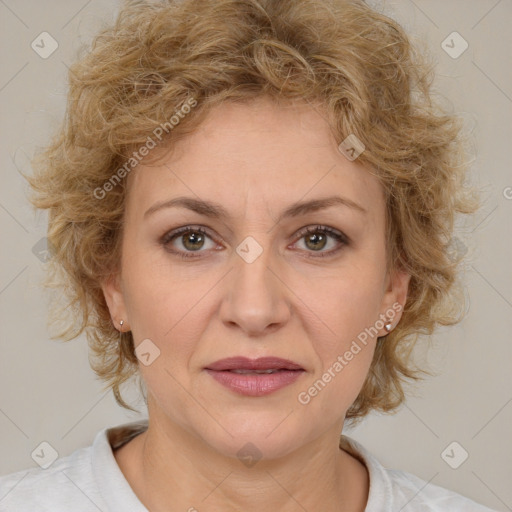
[204,356,305,396]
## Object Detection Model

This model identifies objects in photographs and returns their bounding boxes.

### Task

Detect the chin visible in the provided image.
[190,410,310,463]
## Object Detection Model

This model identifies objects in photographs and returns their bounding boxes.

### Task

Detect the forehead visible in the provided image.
[126,97,384,220]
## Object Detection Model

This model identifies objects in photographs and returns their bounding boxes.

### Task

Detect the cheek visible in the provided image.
[120,233,193,334]
[120,239,220,378]
[290,260,385,408]
[295,288,379,416]
[119,245,208,417]
[295,258,385,349]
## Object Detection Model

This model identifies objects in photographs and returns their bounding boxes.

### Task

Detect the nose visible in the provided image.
[219,240,291,337]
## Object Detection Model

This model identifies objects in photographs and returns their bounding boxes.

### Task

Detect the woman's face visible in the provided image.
[103,97,410,459]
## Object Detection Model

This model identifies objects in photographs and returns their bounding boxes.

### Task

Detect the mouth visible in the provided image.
[226,369,289,374]
[204,357,305,396]
[204,356,304,372]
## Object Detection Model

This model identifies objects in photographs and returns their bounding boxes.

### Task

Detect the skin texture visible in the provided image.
[102,97,411,511]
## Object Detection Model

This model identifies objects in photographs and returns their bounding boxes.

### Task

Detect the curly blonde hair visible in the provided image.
[26,0,479,420]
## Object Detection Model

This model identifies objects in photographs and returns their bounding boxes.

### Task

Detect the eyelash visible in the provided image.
[160,225,349,260]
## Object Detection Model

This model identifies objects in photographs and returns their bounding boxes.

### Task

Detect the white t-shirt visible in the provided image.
[0,420,498,511]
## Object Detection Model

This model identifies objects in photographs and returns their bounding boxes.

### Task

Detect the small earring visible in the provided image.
[384,320,392,332]
[119,320,124,327]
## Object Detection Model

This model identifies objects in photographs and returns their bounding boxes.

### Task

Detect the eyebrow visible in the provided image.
[144,195,367,221]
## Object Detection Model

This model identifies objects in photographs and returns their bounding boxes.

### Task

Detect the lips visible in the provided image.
[205,356,304,372]
[204,357,305,396]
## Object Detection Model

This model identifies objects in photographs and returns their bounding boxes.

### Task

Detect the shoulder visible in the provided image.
[0,445,97,512]
[340,435,498,512]
[385,468,497,511]
[0,421,148,512]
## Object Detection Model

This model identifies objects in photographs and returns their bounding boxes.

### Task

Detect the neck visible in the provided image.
[114,416,369,512]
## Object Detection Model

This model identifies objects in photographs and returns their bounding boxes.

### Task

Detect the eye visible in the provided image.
[291,225,349,258]
[160,224,349,260]
[160,226,219,259]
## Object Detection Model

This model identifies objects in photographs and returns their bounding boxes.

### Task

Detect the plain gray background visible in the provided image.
[0,0,511,510]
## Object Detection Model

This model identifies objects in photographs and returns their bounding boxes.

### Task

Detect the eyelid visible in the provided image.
[293,225,349,245]
[160,223,349,258]
[289,225,349,258]
[161,225,204,242]
[159,225,223,248]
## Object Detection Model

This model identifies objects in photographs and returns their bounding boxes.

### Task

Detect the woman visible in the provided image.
[0,0,498,510]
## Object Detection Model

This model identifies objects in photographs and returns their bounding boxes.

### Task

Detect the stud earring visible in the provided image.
[119,320,124,327]
[384,320,392,332]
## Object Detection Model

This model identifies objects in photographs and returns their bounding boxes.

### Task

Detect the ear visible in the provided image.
[101,273,129,332]
[377,266,411,336]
